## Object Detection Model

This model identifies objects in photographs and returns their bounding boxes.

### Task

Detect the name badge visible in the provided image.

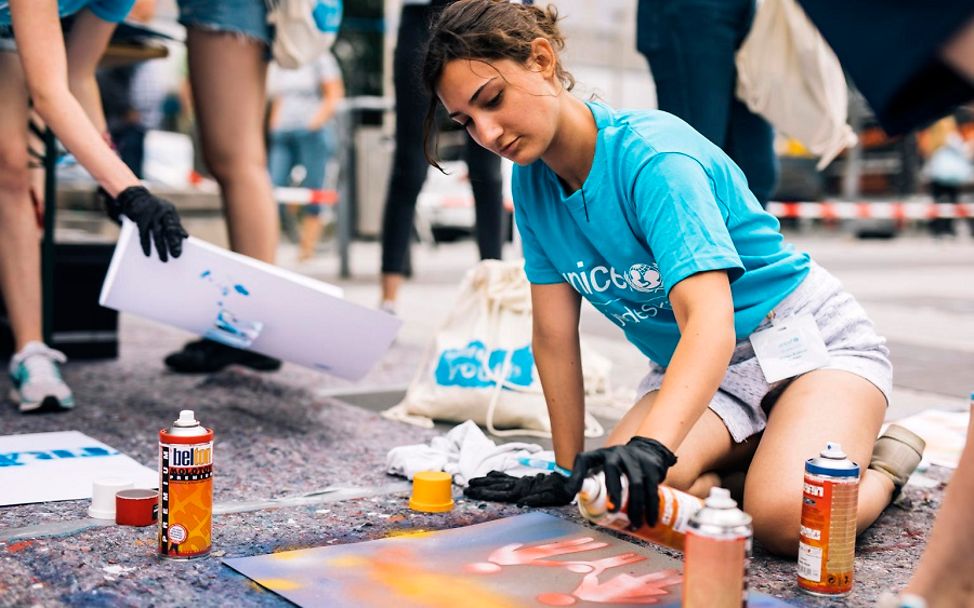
[748,313,830,384]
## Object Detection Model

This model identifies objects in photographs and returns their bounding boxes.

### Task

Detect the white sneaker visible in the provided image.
[9,341,75,413]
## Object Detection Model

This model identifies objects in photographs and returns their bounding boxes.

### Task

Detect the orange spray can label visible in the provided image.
[159,429,213,559]
[577,474,703,552]
[797,444,859,597]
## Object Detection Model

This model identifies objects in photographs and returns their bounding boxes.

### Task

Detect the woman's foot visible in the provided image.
[164,339,282,373]
[9,341,74,413]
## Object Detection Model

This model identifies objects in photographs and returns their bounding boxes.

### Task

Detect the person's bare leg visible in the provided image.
[901,405,974,608]
[743,370,891,556]
[298,215,323,261]
[0,53,43,350]
[606,390,757,496]
[943,16,974,83]
[381,273,403,306]
[186,29,278,262]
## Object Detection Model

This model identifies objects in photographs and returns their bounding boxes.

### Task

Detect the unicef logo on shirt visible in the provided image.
[625,263,662,292]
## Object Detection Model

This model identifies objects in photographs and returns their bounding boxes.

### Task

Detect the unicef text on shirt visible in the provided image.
[561,261,664,296]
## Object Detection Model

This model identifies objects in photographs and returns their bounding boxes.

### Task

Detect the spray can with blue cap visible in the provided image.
[797,441,859,596]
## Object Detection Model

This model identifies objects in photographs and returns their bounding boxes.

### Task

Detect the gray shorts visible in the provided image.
[635,262,892,443]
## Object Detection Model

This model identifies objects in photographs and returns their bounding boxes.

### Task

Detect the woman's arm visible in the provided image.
[307,78,345,131]
[10,1,139,196]
[634,270,737,450]
[531,282,586,470]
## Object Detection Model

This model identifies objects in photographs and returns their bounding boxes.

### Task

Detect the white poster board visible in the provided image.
[887,408,971,469]
[100,220,401,380]
[0,431,157,507]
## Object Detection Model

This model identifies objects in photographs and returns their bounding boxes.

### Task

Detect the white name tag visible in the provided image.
[748,313,830,384]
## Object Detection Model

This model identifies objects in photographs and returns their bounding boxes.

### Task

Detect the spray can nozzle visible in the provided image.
[821,442,848,460]
[703,487,738,510]
[174,410,199,427]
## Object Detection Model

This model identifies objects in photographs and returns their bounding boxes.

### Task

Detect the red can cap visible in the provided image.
[115,489,159,527]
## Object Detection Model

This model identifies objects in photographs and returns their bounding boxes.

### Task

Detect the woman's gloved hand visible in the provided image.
[463,471,573,507]
[566,437,677,529]
[103,186,188,262]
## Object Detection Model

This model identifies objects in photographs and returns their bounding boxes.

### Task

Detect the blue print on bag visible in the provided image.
[434,340,534,389]
[313,0,343,34]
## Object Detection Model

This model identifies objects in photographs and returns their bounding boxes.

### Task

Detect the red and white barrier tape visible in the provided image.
[768,200,974,220]
[274,187,339,206]
[268,185,973,222]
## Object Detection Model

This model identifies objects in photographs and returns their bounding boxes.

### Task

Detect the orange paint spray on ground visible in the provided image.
[159,409,213,559]
[577,472,704,551]
[797,442,859,597]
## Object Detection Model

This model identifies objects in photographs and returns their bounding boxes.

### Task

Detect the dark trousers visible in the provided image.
[637,0,778,206]
[380,5,504,275]
[929,182,969,236]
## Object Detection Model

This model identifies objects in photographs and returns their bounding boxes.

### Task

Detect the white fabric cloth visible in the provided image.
[385,420,557,487]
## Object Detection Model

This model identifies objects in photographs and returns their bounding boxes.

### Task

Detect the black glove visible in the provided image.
[566,437,677,529]
[464,471,573,507]
[104,186,188,262]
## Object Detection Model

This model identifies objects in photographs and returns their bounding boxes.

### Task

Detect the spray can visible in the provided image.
[159,410,214,559]
[577,472,704,551]
[683,487,752,608]
[797,442,859,596]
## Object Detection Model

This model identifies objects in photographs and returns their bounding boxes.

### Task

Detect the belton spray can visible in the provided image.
[683,487,752,608]
[797,442,859,596]
[577,471,704,551]
[159,410,213,559]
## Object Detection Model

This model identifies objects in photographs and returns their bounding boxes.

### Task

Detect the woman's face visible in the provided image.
[437,55,561,165]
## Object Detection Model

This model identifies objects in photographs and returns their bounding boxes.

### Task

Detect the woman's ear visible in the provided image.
[528,38,558,79]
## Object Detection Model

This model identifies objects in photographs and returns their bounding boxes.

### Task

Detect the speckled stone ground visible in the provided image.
[0,316,947,607]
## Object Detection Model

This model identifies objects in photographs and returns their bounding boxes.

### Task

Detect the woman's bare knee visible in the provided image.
[661,465,703,492]
[0,152,30,205]
[746,493,803,556]
[203,154,267,188]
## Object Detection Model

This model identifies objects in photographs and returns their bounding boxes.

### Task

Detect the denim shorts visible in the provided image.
[178,0,270,45]
[635,262,892,443]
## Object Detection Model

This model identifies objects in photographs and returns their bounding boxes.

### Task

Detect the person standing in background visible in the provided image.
[267,51,345,261]
[636,0,777,207]
[919,116,973,238]
[0,0,187,412]
[163,0,283,373]
[378,0,509,315]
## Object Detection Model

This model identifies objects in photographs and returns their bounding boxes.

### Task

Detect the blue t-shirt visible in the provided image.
[0,0,134,25]
[513,100,810,367]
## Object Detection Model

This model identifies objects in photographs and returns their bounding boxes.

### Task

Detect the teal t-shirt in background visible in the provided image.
[512,100,810,367]
[0,0,134,25]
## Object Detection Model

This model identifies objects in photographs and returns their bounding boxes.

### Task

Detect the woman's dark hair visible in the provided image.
[421,0,574,168]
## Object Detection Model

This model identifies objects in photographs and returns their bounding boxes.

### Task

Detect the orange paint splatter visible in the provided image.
[537,592,576,606]
[385,529,430,539]
[257,578,302,591]
[464,562,502,574]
